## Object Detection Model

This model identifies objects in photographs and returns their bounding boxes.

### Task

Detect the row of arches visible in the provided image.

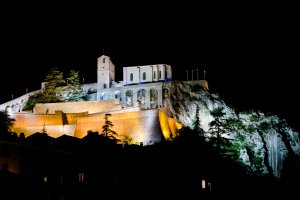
[99,88,169,109]
[3,99,27,113]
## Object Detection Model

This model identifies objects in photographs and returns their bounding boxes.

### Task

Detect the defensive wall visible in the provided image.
[3,80,209,145]
[0,90,40,112]
[34,99,122,114]
[9,101,162,145]
[75,109,162,145]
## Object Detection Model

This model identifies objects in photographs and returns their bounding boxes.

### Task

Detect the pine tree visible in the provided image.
[208,107,243,160]
[192,105,203,134]
[65,70,85,102]
[102,113,118,139]
[42,122,47,134]
[39,67,66,103]
[0,109,15,139]
[208,107,227,151]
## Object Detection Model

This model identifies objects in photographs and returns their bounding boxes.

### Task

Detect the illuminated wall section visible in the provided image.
[158,110,182,140]
[11,112,64,127]
[12,125,76,138]
[192,80,209,90]
[75,110,162,145]
[10,112,76,138]
[10,107,162,145]
[34,100,122,114]
[158,110,172,140]
[168,118,183,135]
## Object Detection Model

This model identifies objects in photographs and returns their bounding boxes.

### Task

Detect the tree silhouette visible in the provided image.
[0,109,15,139]
[102,113,118,140]
[120,135,137,145]
[192,104,203,135]
[209,107,246,161]
[208,106,227,151]
[41,122,47,134]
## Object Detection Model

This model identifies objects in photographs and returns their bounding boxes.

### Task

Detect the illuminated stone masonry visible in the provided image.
[0,55,175,145]
[93,55,172,109]
[0,55,172,112]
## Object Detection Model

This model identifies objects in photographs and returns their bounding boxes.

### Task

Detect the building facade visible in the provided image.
[1,54,172,112]
[94,55,172,109]
[0,54,175,145]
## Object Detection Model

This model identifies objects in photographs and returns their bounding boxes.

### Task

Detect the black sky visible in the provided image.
[1,4,299,131]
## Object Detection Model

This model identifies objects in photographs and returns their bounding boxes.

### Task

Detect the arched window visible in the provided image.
[153,71,156,79]
[130,73,133,81]
[159,70,162,79]
[143,72,146,80]
[115,91,120,99]
[101,93,108,100]
[103,57,105,63]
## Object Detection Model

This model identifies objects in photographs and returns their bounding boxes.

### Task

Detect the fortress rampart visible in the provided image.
[0,54,208,145]
[9,98,162,145]
[34,99,122,114]
[75,109,161,145]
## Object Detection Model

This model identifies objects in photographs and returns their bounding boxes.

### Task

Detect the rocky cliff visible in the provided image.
[164,80,300,178]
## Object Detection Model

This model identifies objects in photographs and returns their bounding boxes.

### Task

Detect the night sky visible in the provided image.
[1,4,299,131]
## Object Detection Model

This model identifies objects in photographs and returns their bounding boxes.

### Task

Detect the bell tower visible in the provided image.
[97,54,115,89]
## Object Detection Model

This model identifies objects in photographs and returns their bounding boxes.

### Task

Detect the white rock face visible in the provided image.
[165,80,300,178]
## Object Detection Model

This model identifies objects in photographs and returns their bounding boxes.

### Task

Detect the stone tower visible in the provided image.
[97,54,115,89]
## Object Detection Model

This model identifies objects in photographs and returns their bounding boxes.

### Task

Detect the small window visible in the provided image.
[103,57,105,63]
[153,71,156,79]
[159,71,162,79]
[202,179,206,189]
[79,172,85,183]
[143,72,146,80]
[130,73,133,81]
[43,176,48,183]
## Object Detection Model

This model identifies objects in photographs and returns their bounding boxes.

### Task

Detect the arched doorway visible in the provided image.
[101,92,108,100]
[150,89,158,109]
[126,90,133,107]
[137,89,147,109]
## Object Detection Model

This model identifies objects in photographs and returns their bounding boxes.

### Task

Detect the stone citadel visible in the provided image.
[0,54,208,145]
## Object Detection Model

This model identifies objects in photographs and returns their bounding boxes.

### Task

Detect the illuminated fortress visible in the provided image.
[0,54,193,145]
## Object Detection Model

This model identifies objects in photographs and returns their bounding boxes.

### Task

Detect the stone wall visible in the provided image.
[123,64,172,85]
[0,81,168,114]
[0,90,40,112]
[12,125,76,138]
[10,108,162,145]
[10,111,76,137]
[75,109,162,145]
[34,100,122,114]
[11,112,63,127]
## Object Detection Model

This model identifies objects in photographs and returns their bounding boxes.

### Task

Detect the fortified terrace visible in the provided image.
[0,54,208,145]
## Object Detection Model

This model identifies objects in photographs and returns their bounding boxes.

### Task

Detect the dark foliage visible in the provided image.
[0,127,297,199]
